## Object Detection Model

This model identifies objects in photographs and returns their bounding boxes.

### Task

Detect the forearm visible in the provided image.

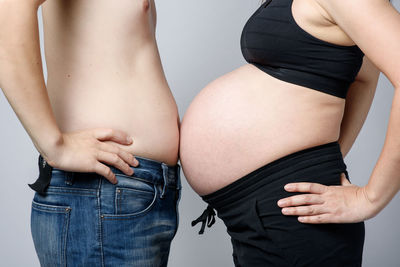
[365,88,400,213]
[0,0,61,157]
[338,79,378,158]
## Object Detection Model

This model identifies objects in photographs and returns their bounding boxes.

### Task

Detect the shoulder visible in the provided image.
[315,0,394,27]
[316,0,400,88]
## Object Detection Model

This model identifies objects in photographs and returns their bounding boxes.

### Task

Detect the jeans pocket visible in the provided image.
[103,175,157,219]
[30,199,71,267]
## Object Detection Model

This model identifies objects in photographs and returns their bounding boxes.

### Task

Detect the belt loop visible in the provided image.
[176,164,182,190]
[160,163,168,199]
[65,171,74,185]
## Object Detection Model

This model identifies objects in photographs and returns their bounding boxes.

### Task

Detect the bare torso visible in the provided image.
[42,0,179,165]
[180,0,358,196]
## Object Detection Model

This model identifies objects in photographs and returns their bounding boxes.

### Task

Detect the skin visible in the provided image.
[0,0,179,184]
[277,0,400,224]
[180,0,400,225]
[180,0,379,195]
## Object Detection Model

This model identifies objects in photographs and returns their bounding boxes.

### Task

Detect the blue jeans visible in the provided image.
[30,155,181,267]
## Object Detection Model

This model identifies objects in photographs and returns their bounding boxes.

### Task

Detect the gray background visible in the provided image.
[1,0,399,266]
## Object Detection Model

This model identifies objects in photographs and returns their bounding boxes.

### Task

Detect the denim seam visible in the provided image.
[31,200,71,266]
[173,167,182,238]
[115,187,119,215]
[31,200,71,212]
[115,173,155,182]
[97,178,105,267]
[114,173,179,189]
[102,184,158,220]
[61,208,71,267]
[160,164,168,198]
[46,186,97,193]
[134,155,165,165]
[115,187,154,215]
[116,187,154,195]
[46,186,97,192]
[173,188,182,239]
[43,191,97,197]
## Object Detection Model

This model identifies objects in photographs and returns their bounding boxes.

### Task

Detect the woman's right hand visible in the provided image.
[41,128,139,184]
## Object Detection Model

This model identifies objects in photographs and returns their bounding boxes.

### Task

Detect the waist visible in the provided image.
[30,155,181,194]
[202,141,347,210]
[47,78,180,165]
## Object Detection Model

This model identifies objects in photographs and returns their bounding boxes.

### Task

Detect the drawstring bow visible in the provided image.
[191,204,216,235]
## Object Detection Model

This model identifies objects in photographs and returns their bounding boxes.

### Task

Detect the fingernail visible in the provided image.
[126,136,133,143]
[278,200,286,206]
[282,208,288,214]
[134,159,139,166]
[284,184,294,190]
[298,217,305,222]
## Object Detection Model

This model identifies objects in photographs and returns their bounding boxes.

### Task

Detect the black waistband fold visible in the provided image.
[202,141,347,209]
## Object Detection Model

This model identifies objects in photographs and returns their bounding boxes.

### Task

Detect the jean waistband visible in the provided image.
[191,141,347,234]
[28,154,181,195]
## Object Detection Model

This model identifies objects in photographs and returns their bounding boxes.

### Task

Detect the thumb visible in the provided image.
[94,128,133,145]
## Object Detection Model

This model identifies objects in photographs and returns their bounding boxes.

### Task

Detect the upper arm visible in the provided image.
[0,0,46,9]
[317,0,400,88]
[339,57,380,157]
[354,56,381,84]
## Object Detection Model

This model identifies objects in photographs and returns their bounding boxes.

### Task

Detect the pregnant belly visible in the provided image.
[180,64,346,196]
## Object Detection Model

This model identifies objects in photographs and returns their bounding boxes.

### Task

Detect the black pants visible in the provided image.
[197,141,365,267]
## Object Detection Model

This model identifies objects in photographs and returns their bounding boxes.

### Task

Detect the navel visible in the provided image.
[143,0,150,11]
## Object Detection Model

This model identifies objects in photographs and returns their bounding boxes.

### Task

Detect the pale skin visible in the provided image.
[180,0,399,227]
[277,0,400,224]
[180,0,380,195]
[0,0,179,184]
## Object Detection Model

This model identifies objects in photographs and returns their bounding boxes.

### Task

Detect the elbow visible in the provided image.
[390,72,400,90]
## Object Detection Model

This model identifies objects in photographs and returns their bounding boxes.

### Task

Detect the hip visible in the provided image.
[30,155,182,204]
[30,156,182,266]
[195,141,364,266]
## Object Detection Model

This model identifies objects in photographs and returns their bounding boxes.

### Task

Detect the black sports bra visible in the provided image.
[240,0,365,99]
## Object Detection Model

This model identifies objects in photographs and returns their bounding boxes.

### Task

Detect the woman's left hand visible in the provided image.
[277,173,379,223]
